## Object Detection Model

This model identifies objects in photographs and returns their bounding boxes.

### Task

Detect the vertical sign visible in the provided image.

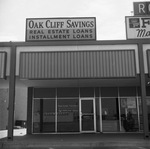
[26,17,96,41]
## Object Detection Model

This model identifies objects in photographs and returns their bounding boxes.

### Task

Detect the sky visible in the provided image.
[0,0,147,41]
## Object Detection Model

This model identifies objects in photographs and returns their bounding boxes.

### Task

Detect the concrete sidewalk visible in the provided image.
[0,129,150,149]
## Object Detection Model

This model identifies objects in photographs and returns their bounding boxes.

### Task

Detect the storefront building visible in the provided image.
[0,40,150,139]
[0,12,150,139]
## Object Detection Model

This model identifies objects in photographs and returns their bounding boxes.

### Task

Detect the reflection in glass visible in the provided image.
[147,98,150,132]
[33,99,55,133]
[96,98,100,132]
[80,88,94,97]
[42,99,55,132]
[81,100,93,113]
[57,99,79,132]
[138,98,143,131]
[120,97,139,132]
[33,99,40,133]
[102,98,119,132]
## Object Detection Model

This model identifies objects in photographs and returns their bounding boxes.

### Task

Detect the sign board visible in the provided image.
[125,16,150,39]
[26,17,96,41]
[127,98,136,108]
[133,2,150,16]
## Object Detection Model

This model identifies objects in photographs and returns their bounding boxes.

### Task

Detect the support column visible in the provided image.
[138,42,149,139]
[7,44,16,140]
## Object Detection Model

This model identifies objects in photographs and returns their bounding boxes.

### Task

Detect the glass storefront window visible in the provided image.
[33,99,55,133]
[57,88,79,98]
[34,88,56,98]
[57,99,79,132]
[101,98,119,132]
[147,98,150,131]
[138,98,143,131]
[33,99,40,133]
[96,98,100,132]
[42,99,55,132]
[119,87,136,97]
[32,87,142,133]
[101,87,118,97]
[130,97,150,132]
[120,97,139,132]
[80,87,94,97]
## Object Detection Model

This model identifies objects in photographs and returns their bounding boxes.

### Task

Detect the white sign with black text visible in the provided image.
[26,17,96,41]
[126,16,150,39]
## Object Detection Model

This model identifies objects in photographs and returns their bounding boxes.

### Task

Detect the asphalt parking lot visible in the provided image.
[0,129,150,149]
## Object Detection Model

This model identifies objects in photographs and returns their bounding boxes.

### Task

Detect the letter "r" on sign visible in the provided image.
[139,3,146,13]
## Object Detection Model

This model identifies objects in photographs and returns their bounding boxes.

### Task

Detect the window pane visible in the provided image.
[95,88,99,97]
[81,100,93,113]
[147,98,150,132]
[80,87,94,97]
[96,98,100,132]
[34,88,56,98]
[146,87,150,96]
[33,99,55,133]
[138,98,143,131]
[42,99,55,132]
[82,115,94,131]
[57,99,79,132]
[120,97,139,132]
[102,98,119,132]
[33,99,40,133]
[57,88,79,97]
[119,87,136,97]
[101,87,118,97]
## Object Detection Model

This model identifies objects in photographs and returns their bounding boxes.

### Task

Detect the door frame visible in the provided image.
[79,98,96,133]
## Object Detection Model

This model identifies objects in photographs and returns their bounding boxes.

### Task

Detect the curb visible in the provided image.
[1,141,150,149]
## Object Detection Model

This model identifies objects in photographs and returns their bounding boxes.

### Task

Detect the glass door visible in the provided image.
[80,98,96,132]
